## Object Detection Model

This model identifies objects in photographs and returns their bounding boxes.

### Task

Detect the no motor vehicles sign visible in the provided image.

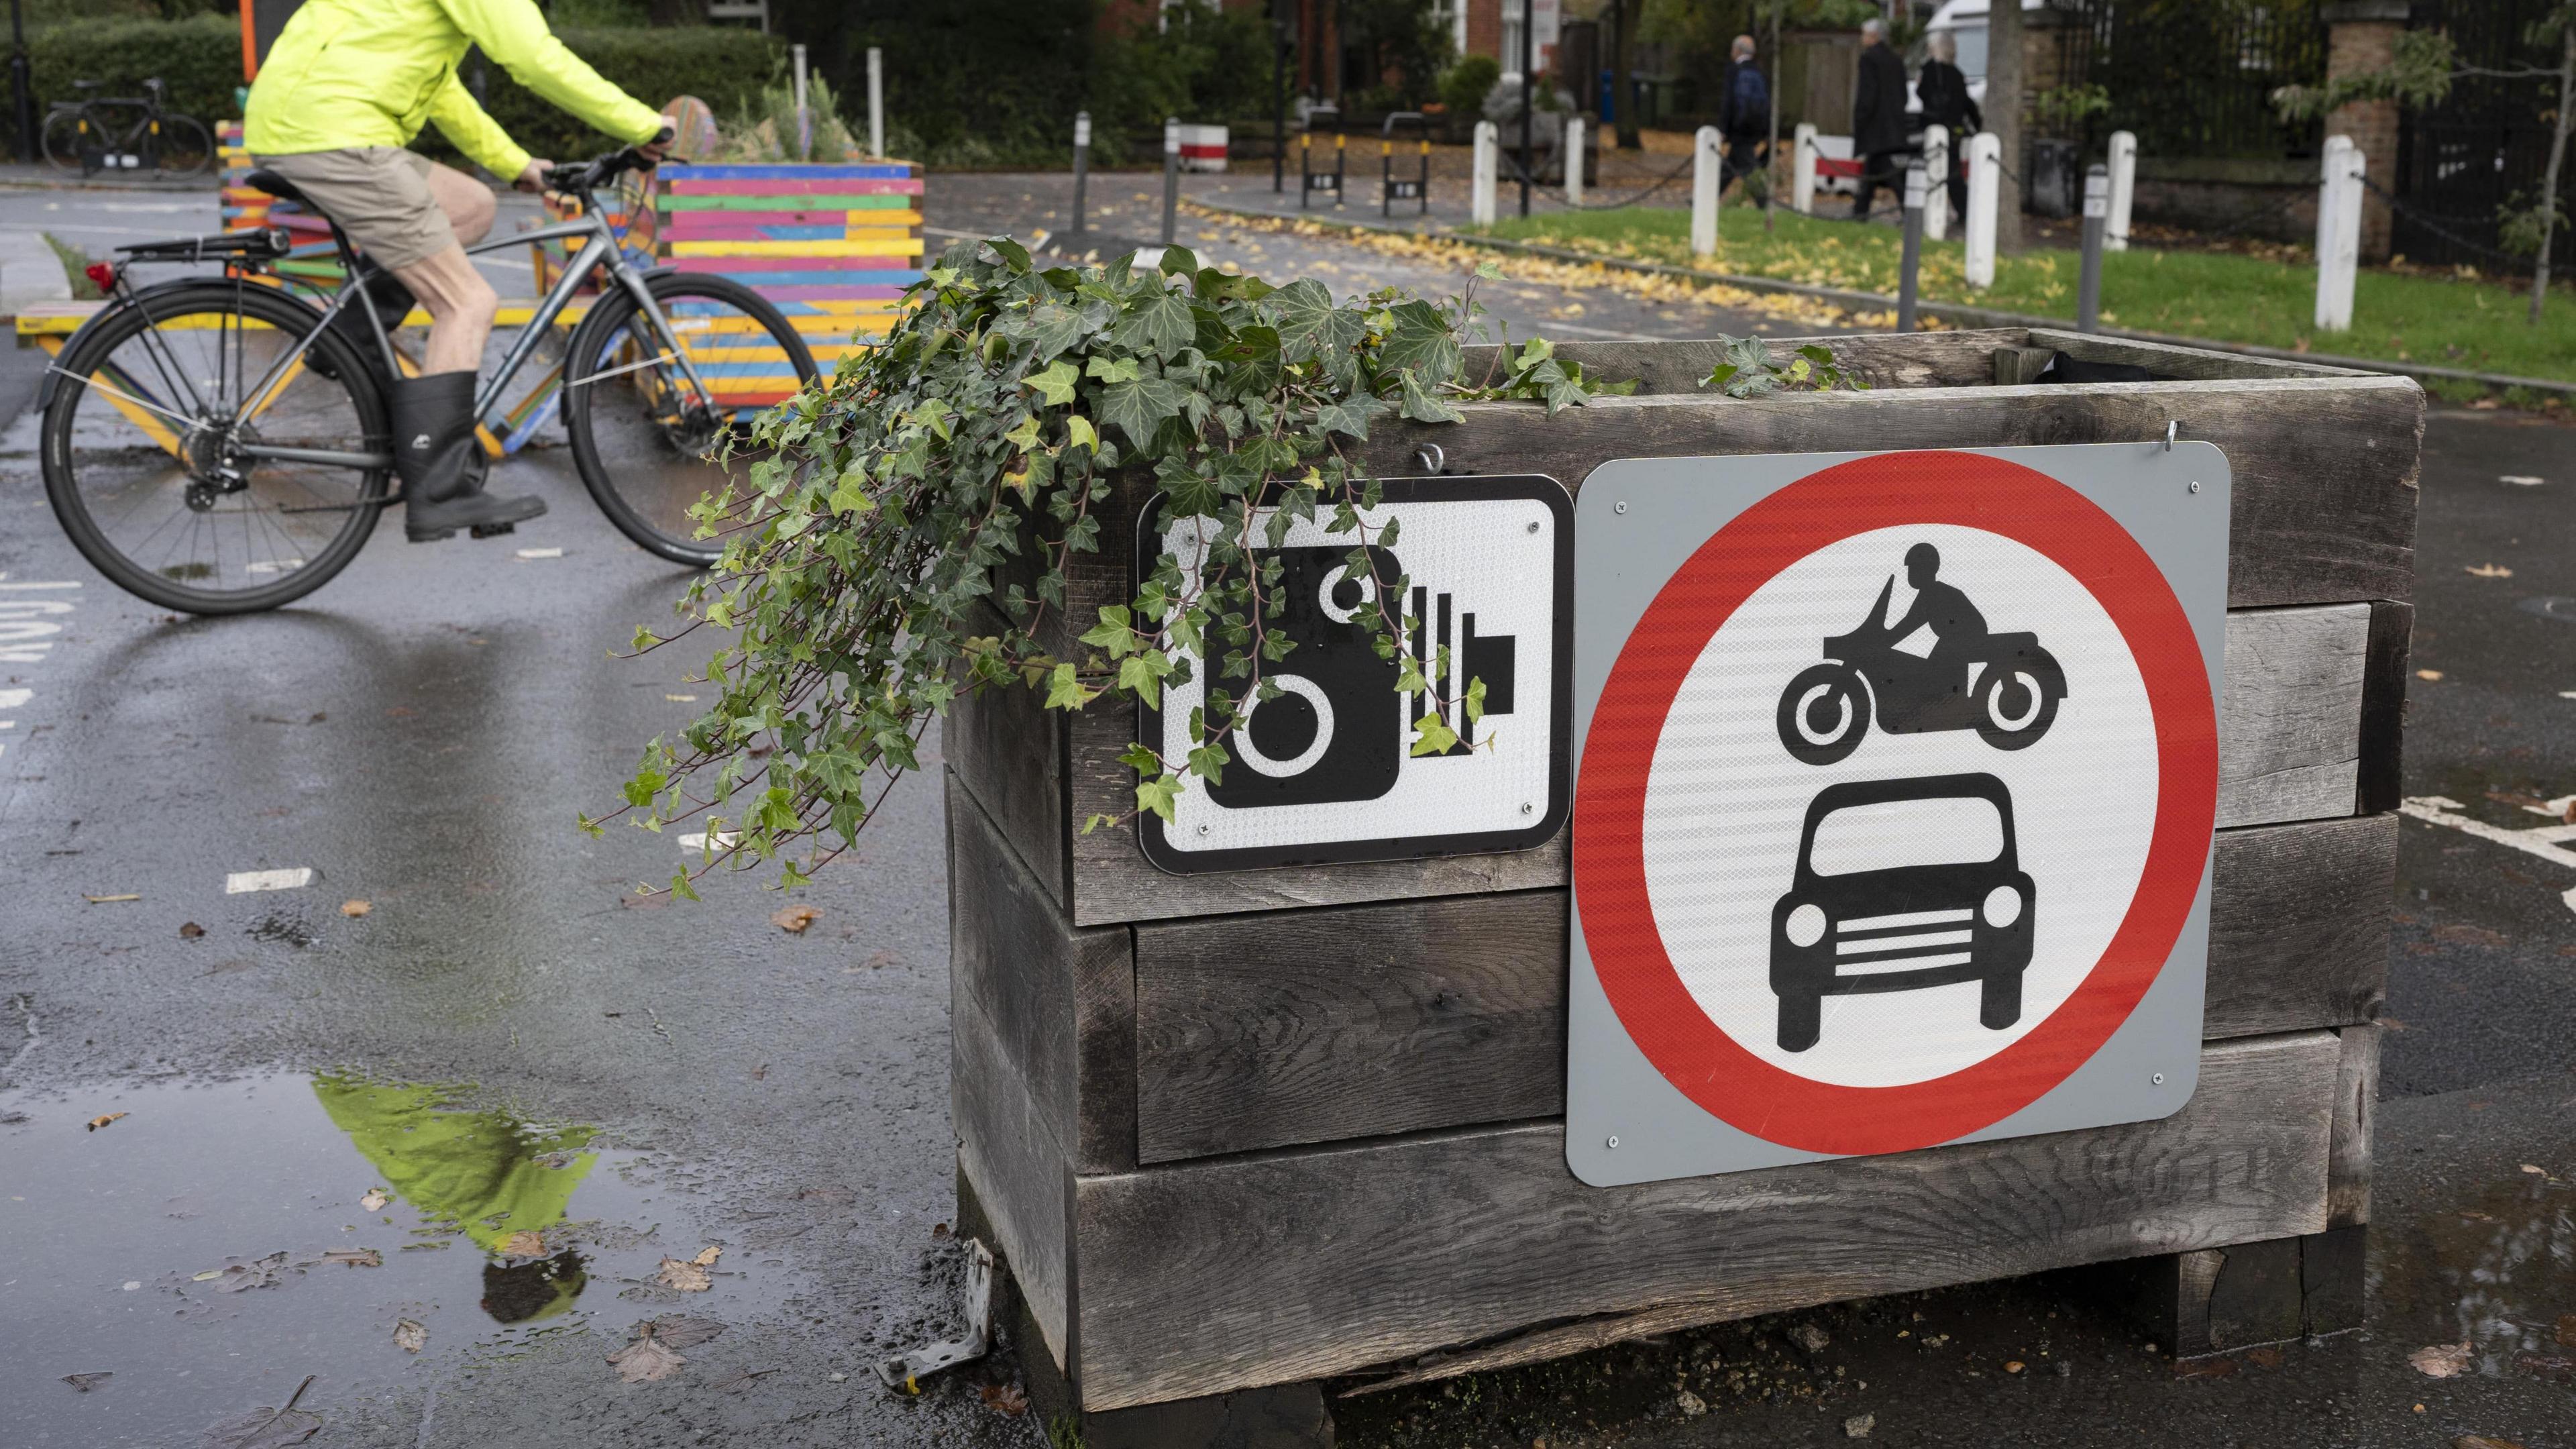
[1565,446,2230,1186]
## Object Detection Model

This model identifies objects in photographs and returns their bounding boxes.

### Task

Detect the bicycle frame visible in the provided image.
[222,191,722,476]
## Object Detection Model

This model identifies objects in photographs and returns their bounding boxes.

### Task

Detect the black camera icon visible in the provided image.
[1205,545,1520,810]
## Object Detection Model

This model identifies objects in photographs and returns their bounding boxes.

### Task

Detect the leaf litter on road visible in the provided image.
[656,1244,722,1292]
[2410,1340,2475,1377]
[608,1316,725,1383]
[498,1230,545,1257]
[393,1320,427,1353]
[340,900,370,918]
[360,1187,389,1212]
[60,1371,111,1391]
[771,904,820,933]
[87,1112,126,1131]
[199,1374,321,1448]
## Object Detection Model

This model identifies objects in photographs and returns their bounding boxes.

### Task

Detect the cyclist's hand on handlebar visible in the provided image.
[515,158,554,194]
[636,120,678,165]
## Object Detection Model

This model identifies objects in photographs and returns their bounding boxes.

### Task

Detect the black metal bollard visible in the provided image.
[1161,117,1180,248]
[2077,162,2108,333]
[1896,164,1927,333]
[1071,111,1091,237]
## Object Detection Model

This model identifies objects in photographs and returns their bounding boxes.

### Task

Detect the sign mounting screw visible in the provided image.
[1197,824,1210,837]
[1605,1135,1619,1148]
[1614,500,1629,515]
[1521,802,1534,814]
[2151,1073,2165,1085]
[2187,482,2200,494]
[1526,520,1541,534]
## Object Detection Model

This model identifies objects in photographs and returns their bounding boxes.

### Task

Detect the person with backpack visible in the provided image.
[1719,34,1770,196]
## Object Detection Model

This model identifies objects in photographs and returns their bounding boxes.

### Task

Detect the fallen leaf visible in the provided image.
[643,1314,725,1349]
[2175,1354,2240,1379]
[360,1187,389,1212]
[199,1374,320,1448]
[749,1063,767,1081]
[692,1244,722,1267]
[979,1382,1030,1416]
[2465,564,2514,578]
[2244,1346,2284,1369]
[2514,1350,2576,1383]
[211,1252,290,1292]
[770,904,820,934]
[393,1320,427,1353]
[87,1112,126,1132]
[607,1334,688,1383]
[179,922,205,939]
[2524,1164,2548,1175]
[60,1371,111,1391]
[341,900,371,918]
[656,1255,712,1292]
[316,1248,381,1268]
[1843,1413,1875,1440]
[85,894,140,904]
[2456,1436,2529,1449]
[2434,924,2509,948]
[2417,669,2445,682]
[2410,1340,2474,1377]
[2004,1360,2025,1373]
[499,1230,545,1257]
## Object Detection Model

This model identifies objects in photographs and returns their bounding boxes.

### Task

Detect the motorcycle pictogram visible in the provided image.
[1774,543,2068,766]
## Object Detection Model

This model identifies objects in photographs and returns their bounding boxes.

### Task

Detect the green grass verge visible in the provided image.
[44,231,101,301]
[1479,205,2576,385]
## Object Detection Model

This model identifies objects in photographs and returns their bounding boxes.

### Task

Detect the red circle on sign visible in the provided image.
[1573,451,2218,1155]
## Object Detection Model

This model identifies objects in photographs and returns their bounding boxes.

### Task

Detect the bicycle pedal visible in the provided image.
[469,522,518,539]
[405,527,458,543]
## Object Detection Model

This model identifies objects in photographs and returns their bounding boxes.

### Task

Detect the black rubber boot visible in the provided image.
[310,270,415,382]
[393,370,546,543]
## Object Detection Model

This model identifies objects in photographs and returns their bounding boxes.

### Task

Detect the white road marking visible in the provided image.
[2401,795,2576,915]
[225,867,317,894]
[514,547,564,559]
[0,580,79,590]
[0,690,28,710]
[2501,474,2544,486]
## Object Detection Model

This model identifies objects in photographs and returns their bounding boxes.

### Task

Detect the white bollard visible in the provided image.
[1472,120,1499,226]
[2107,129,2137,252]
[1964,131,2002,288]
[1564,117,1585,206]
[1792,123,1819,215]
[2315,134,2364,332]
[793,44,812,161]
[867,46,885,159]
[1691,125,1722,257]
[1923,123,1951,242]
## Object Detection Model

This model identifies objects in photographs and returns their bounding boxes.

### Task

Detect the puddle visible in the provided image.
[0,1072,808,1447]
[2376,1165,2576,1388]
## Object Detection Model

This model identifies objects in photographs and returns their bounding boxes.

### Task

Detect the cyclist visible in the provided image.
[244,0,672,541]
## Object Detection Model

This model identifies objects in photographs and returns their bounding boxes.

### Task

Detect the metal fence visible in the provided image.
[2050,0,2328,160]
[2393,0,2573,273]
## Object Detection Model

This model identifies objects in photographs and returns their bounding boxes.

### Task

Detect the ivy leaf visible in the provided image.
[1116,651,1174,708]
[1377,300,1463,386]
[1043,662,1099,712]
[1079,604,1141,657]
[1314,394,1390,439]
[1002,414,1043,450]
[1135,773,1183,822]
[1409,711,1461,757]
[1113,288,1197,359]
[1397,370,1464,424]
[1096,376,1192,451]
[1269,278,1367,364]
[1066,415,1099,453]
[1025,359,1079,406]
[1185,740,1230,785]
[1214,325,1283,396]
[1465,676,1489,727]
[1085,355,1142,384]
[984,235,1032,272]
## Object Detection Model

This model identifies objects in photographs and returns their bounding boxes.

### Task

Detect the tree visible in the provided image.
[2275,7,2576,324]
[1987,0,2025,253]
[1611,0,1640,150]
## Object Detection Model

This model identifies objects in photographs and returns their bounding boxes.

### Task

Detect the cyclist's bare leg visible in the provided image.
[391,244,498,376]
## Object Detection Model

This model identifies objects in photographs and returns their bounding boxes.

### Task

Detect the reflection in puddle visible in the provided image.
[2380,1165,2576,1383]
[0,1072,795,1449]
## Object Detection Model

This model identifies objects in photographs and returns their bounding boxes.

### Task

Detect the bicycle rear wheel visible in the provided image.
[561,272,820,567]
[41,280,392,614]
[151,115,214,176]
[41,110,88,171]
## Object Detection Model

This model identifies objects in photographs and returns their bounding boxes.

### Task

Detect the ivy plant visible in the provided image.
[1702,334,1868,399]
[590,238,1626,893]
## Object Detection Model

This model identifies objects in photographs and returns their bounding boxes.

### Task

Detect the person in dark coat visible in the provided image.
[1720,34,1770,195]
[1849,17,1911,219]
[1916,28,1982,219]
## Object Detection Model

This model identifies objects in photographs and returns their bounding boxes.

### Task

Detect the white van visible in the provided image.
[1920,0,2051,105]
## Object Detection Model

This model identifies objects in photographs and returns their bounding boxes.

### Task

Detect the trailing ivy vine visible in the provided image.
[591,237,1627,894]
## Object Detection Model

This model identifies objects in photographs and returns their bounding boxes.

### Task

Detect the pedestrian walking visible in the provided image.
[1719,34,1770,197]
[1916,29,1981,221]
[1849,17,1909,220]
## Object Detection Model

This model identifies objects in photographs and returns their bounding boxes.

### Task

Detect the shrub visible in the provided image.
[1440,55,1501,119]
[466,27,788,165]
[23,15,241,158]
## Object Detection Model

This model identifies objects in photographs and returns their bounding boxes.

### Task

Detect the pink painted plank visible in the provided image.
[661,212,921,236]
[666,255,917,272]
[664,178,924,196]
[660,221,918,242]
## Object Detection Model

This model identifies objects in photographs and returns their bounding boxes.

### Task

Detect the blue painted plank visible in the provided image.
[659,164,915,180]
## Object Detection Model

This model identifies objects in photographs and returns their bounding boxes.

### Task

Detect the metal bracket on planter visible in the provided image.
[873,1238,998,1391]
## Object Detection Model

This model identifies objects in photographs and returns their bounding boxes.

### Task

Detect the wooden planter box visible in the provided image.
[944,328,2416,1444]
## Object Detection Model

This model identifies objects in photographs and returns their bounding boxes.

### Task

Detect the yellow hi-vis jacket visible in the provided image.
[244,0,661,183]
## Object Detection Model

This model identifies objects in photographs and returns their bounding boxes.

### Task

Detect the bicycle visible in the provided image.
[37,144,822,614]
[42,78,214,178]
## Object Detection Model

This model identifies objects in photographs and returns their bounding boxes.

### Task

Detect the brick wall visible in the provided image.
[2322,1,2408,262]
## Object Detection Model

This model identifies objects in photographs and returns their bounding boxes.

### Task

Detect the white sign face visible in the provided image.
[1566,445,2233,1187]
[1136,476,1572,874]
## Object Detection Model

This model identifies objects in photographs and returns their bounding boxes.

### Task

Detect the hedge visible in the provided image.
[17,17,785,170]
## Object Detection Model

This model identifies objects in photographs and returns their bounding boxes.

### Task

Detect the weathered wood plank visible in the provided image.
[2216,604,2370,829]
[1023,373,2420,664]
[1067,1030,2339,1410]
[951,992,1072,1368]
[1124,814,2387,1162]
[2027,328,2373,382]
[969,604,2373,927]
[943,662,1071,903]
[2328,1024,2379,1229]
[1133,891,1568,1163]
[2202,814,2394,1040]
[2357,600,2413,816]
[949,774,1137,1173]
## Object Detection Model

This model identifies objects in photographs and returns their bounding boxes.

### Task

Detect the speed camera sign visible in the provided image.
[1566,445,2231,1187]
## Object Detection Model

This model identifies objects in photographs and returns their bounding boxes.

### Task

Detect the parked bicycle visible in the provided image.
[38,144,820,613]
[42,78,213,178]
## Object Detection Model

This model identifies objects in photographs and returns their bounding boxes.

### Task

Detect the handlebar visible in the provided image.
[542,126,676,197]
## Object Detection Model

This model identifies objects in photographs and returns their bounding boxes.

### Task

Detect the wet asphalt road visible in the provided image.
[0,173,2573,1449]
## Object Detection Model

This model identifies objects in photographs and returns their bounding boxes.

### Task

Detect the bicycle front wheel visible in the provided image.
[41,110,88,171]
[561,272,820,567]
[41,280,392,614]
[150,115,214,176]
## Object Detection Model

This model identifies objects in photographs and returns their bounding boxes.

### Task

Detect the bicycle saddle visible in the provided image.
[244,168,317,209]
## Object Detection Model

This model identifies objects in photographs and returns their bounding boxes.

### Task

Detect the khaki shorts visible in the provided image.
[252,147,454,272]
